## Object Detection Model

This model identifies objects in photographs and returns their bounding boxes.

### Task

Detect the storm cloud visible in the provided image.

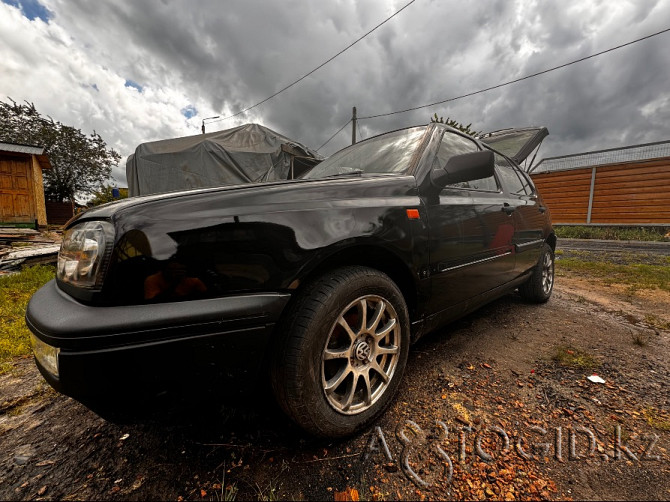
[1,0,669,184]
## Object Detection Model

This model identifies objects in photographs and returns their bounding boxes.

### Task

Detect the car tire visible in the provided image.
[271,266,410,438]
[519,243,555,303]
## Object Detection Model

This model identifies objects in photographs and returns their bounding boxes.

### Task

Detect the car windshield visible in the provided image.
[303,127,426,179]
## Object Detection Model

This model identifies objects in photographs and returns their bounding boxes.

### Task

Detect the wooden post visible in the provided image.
[586,166,597,224]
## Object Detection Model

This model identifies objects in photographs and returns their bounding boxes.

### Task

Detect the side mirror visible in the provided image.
[430,150,495,188]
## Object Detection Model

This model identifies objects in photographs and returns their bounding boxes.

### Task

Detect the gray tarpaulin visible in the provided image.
[126,123,321,196]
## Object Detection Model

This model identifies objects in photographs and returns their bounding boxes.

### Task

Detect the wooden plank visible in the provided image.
[591,177,670,191]
[593,185,670,196]
[595,165,670,179]
[592,190,670,200]
[536,185,591,193]
[591,211,670,218]
[532,173,593,183]
[551,216,587,223]
[534,189,591,198]
[594,194,670,204]
[533,181,591,191]
[1,244,60,260]
[543,202,589,209]
[542,197,590,205]
[546,210,589,217]
[591,207,670,219]
[534,187,591,196]
[591,199,670,207]
[591,217,670,224]
[532,177,592,187]
[543,207,588,215]
[0,244,60,270]
[595,174,670,187]
[533,174,593,183]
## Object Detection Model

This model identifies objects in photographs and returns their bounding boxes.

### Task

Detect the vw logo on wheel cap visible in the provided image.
[355,341,372,361]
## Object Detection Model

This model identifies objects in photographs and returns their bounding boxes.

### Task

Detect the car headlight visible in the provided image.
[57,220,114,288]
[30,334,60,377]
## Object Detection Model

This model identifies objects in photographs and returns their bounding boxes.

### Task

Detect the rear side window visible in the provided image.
[495,154,531,195]
[516,168,536,195]
[435,132,498,191]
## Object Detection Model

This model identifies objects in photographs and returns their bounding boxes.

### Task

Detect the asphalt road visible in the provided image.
[557,238,670,256]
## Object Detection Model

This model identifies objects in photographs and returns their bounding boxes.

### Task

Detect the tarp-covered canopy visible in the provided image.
[126,123,322,196]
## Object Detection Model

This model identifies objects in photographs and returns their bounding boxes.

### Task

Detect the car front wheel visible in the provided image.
[271,266,410,438]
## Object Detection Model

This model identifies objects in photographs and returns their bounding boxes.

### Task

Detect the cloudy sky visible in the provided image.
[1,0,669,185]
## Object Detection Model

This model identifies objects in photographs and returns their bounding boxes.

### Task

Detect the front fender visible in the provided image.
[94,177,423,306]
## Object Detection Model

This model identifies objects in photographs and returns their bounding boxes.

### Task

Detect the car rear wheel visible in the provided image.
[271,266,410,438]
[519,243,554,303]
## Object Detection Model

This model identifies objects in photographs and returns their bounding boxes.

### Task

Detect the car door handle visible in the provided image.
[502,203,515,215]
[538,205,547,213]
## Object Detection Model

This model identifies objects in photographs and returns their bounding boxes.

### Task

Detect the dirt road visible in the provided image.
[1,272,669,500]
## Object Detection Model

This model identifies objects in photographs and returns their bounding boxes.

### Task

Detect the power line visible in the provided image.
[211,0,418,124]
[316,119,351,152]
[359,26,670,120]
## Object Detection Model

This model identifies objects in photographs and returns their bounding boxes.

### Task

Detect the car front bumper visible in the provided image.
[26,280,290,407]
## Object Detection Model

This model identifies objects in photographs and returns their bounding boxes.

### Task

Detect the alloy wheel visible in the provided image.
[541,251,554,295]
[321,295,401,415]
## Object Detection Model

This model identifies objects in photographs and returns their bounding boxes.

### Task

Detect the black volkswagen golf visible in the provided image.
[27,123,554,438]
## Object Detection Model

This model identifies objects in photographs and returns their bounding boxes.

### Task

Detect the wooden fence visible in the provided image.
[530,157,670,225]
[45,200,74,226]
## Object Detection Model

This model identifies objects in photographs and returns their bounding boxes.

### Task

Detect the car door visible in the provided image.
[494,154,546,274]
[424,130,515,315]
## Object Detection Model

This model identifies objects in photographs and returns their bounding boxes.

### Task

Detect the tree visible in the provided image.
[87,185,129,207]
[430,113,481,137]
[0,98,120,202]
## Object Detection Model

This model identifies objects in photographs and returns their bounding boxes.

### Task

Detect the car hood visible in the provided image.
[72,175,418,226]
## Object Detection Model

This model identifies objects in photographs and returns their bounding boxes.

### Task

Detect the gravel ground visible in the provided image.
[1,265,669,501]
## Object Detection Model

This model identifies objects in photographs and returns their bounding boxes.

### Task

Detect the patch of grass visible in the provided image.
[631,332,650,347]
[644,314,670,331]
[556,258,670,292]
[643,408,670,432]
[552,346,600,369]
[555,225,669,242]
[0,265,55,374]
[222,483,238,502]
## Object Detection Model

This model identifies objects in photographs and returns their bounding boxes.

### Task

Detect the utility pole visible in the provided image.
[201,115,220,134]
[352,106,357,145]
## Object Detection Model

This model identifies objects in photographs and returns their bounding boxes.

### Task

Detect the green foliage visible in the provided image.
[556,257,670,292]
[88,185,129,206]
[555,225,669,242]
[643,408,670,432]
[0,98,120,202]
[552,345,599,369]
[430,113,481,137]
[0,265,55,374]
